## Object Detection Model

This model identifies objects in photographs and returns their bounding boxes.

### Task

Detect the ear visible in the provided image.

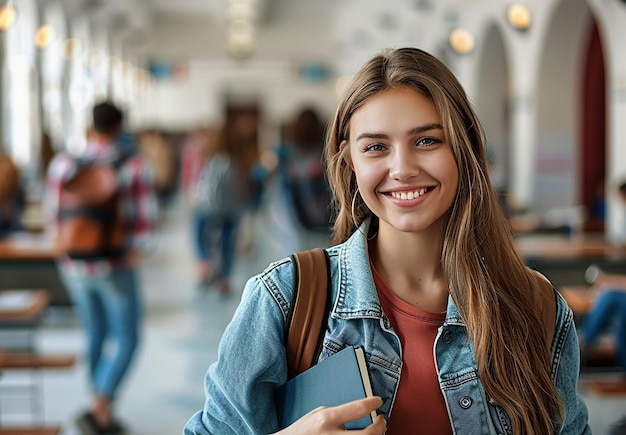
[339,140,353,169]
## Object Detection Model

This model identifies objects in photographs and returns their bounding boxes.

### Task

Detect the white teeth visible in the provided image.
[391,188,428,200]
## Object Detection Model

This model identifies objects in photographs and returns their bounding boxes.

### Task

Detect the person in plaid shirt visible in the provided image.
[45,101,158,435]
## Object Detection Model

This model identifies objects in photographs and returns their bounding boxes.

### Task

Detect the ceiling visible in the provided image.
[64,0,274,29]
[57,0,304,56]
[137,0,235,17]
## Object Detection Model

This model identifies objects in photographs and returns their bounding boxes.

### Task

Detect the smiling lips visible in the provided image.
[389,187,430,200]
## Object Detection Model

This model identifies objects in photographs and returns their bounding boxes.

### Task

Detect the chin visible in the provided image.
[369,201,451,235]
[382,216,443,235]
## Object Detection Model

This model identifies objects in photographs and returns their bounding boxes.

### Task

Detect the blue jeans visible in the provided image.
[581,290,626,371]
[191,211,210,261]
[60,266,142,399]
[192,211,238,280]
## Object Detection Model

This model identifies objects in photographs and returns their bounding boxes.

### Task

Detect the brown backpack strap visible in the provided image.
[286,248,331,379]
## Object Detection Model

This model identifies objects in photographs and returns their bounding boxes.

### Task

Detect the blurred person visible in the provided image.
[229,112,260,208]
[0,153,25,236]
[226,111,263,255]
[180,127,211,205]
[181,127,215,285]
[184,47,589,434]
[185,126,223,287]
[277,107,332,234]
[45,101,158,435]
[138,129,176,207]
[191,124,248,294]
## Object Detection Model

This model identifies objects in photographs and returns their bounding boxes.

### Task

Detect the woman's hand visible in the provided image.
[275,396,386,435]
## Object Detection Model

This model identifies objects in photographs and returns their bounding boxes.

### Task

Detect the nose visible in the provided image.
[388,148,418,181]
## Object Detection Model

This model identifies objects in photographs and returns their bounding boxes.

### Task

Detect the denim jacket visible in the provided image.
[184,221,590,434]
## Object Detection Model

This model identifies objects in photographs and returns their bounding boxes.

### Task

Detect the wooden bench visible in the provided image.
[0,352,76,370]
[0,291,50,324]
[515,234,626,260]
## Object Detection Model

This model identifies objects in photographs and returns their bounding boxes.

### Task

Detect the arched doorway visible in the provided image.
[580,19,607,232]
[535,0,601,232]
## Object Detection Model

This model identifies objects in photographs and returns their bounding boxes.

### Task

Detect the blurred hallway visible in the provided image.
[2,1,626,433]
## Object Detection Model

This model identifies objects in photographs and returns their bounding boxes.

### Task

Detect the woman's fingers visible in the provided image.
[278,396,386,434]
[365,414,387,433]
[325,396,383,423]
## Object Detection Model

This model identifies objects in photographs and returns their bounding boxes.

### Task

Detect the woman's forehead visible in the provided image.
[346,88,441,137]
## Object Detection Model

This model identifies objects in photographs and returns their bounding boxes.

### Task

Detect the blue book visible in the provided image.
[275,346,376,430]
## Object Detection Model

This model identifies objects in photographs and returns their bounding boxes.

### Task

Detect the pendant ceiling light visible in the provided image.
[0,0,17,32]
[449,28,475,55]
[506,3,532,31]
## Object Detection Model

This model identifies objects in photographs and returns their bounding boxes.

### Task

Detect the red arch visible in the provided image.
[581,18,606,232]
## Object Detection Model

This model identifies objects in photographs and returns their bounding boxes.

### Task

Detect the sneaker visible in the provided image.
[76,411,127,435]
[609,415,626,435]
[75,411,100,435]
[106,418,128,435]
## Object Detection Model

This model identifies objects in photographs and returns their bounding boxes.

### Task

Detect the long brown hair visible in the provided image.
[325,47,561,434]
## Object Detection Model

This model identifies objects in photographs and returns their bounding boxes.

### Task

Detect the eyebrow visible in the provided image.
[355,123,444,142]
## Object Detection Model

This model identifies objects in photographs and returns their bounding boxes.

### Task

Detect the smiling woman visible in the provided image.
[184,47,591,435]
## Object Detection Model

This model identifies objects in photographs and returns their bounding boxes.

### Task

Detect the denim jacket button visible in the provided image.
[442,330,452,343]
[459,396,472,409]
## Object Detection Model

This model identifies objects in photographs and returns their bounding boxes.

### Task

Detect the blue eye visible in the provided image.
[364,143,386,152]
[416,137,441,147]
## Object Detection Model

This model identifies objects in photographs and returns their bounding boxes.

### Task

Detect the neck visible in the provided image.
[369,223,449,311]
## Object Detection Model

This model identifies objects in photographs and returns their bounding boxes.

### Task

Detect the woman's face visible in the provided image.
[345,87,459,236]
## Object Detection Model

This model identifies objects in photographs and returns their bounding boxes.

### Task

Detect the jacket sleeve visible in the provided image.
[552,295,592,434]
[184,267,292,434]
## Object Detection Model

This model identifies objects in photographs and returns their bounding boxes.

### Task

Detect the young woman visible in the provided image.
[184,47,590,434]
[191,124,248,294]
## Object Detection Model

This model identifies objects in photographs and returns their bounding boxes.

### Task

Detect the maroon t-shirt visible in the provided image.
[371,264,452,435]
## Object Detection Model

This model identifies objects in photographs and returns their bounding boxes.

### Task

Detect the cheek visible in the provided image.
[432,154,459,188]
[353,163,382,192]
[352,166,382,210]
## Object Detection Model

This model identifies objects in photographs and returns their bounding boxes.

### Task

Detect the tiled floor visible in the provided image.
[5,180,626,434]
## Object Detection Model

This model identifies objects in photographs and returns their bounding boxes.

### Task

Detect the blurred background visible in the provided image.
[1,0,626,434]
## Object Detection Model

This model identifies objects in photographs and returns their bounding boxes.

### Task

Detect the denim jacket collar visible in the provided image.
[334,218,384,319]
